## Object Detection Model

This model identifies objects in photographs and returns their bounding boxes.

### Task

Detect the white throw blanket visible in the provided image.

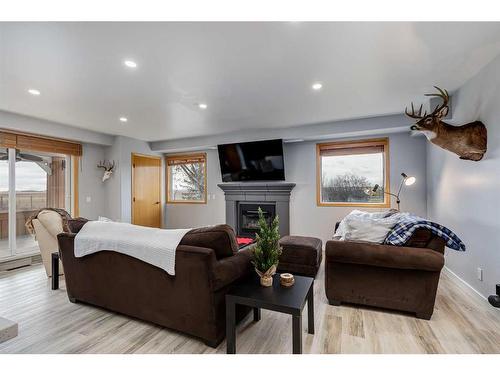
[334,209,407,243]
[74,221,191,275]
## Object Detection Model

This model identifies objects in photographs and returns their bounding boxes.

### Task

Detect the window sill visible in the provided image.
[317,201,391,208]
[166,200,207,205]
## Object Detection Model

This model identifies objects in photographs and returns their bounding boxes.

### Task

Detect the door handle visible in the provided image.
[155,201,160,204]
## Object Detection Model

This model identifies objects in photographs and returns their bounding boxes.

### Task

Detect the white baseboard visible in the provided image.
[444,266,487,301]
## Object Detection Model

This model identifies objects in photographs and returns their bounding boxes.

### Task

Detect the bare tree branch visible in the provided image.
[173,162,205,200]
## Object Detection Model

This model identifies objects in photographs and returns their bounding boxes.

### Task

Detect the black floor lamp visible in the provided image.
[366,173,416,211]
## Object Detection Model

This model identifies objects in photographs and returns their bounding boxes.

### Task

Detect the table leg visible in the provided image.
[307,281,314,334]
[226,297,236,354]
[292,314,302,354]
[253,307,261,322]
[51,252,59,290]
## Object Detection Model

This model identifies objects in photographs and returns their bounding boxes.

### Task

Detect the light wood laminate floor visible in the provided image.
[0,262,499,354]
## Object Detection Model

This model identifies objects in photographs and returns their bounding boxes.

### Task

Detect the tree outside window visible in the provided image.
[167,153,207,203]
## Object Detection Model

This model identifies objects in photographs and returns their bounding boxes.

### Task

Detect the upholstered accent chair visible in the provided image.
[31,210,65,277]
[325,223,445,320]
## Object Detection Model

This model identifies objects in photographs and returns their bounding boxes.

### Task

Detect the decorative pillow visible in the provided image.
[343,214,402,243]
[334,209,398,240]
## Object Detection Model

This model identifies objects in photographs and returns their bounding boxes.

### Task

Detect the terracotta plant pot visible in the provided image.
[255,264,277,287]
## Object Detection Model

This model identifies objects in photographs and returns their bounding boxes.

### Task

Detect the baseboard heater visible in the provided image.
[0,317,18,344]
[0,254,42,271]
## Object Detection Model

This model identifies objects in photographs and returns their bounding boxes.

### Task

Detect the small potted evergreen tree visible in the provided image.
[252,207,282,287]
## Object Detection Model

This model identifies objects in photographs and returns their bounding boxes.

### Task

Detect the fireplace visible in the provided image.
[238,203,276,238]
[217,182,295,238]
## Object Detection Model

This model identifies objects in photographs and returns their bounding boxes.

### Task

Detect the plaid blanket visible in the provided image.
[384,215,466,251]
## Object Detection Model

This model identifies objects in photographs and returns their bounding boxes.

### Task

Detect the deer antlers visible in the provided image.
[425,86,450,118]
[97,160,115,171]
[405,86,450,119]
[405,102,427,119]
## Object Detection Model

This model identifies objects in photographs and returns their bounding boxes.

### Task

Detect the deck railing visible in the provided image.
[0,191,47,239]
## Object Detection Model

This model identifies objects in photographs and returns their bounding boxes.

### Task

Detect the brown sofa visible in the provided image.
[57,220,253,347]
[325,225,445,319]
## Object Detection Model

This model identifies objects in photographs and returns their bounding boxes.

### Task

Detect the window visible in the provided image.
[166,153,207,204]
[316,138,389,207]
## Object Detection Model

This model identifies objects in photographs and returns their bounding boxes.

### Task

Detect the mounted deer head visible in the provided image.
[405,86,487,161]
[97,160,115,182]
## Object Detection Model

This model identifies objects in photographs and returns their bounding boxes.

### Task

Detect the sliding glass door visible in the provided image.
[0,148,12,258]
[0,147,72,260]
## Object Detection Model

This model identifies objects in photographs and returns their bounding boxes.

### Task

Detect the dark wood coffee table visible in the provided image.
[225,273,314,354]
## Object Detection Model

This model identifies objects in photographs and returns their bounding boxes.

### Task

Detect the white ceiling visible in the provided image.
[1,22,500,142]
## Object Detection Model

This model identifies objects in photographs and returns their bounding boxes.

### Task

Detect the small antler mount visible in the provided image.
[97,160,116,182]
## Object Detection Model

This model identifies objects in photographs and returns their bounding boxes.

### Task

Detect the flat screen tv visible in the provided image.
[217,139,285,182]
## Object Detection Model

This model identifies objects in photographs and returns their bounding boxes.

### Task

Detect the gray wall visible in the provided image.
[104,136,164,224]
[103,137,123,221]
[427,54,500,298]
[166,132,428,244]
[77,143,107,219]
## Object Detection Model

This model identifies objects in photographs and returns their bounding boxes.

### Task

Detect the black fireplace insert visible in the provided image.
[237,203,276,238]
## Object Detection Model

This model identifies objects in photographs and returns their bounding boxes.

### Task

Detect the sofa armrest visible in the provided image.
[180,224,238,259]
[57,232,76,254]
[325,240,444,272]
[211,248,253,291]
[170,245,218,286]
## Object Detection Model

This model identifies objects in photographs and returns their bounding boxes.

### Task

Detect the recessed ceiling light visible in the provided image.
[312,82,323,91]
[198,103,208,110]
[28,89,41,96]
[119,117,128,123]
[124,60,137,68]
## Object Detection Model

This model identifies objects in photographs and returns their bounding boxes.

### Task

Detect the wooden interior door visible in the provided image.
[132,154,162,228]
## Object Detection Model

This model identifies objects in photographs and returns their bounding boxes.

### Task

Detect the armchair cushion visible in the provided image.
[326,240,444,272]
[36,210,64,238]
[31,213,65,277]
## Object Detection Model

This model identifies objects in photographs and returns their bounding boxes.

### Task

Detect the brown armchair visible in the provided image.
[325,224,445,320]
